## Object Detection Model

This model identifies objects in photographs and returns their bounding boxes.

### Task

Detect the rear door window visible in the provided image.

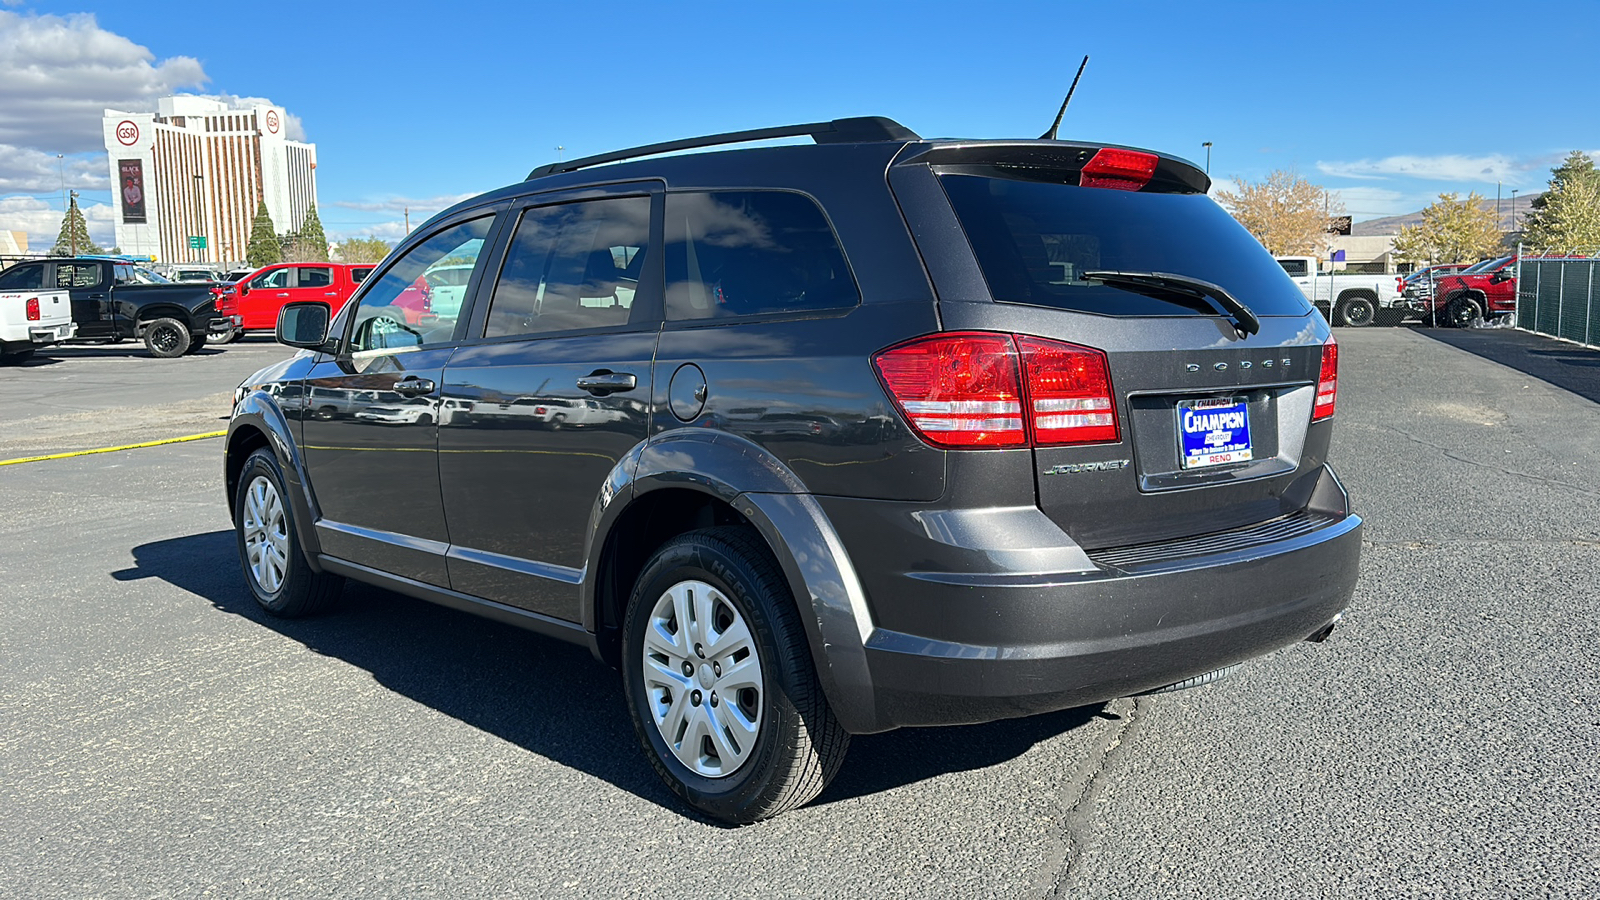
[664,190,858,320]
[55,263,102,289]
[939,171,1312,318]
[0,264,44,290]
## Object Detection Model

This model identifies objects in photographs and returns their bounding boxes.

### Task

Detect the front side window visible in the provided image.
[0,264,44,290]
[347,215,493,353]
[55,263,102,289]
[251,268,290,290]
[483,196,650,338]
[664,191,858,321]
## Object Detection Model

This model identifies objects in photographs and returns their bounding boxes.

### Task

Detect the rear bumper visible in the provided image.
[816,464,1362,731]
[30,322,76,344]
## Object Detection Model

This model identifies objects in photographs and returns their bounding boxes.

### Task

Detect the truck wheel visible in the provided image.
[143,318,191,358]
[208,325,241,345]
[185,334,208,355]
[234,448,344,618]
[1445,296,1482,328]
[0,348,36,365]
[1334,296,1376,327]
[621,526,849,824]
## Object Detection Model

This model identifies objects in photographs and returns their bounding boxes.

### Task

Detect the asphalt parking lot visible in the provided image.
[2,328,1597,898]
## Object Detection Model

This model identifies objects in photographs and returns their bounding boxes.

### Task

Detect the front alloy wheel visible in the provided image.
[241,474,290,594]
[641,579,765,777]
[232,448,343,617]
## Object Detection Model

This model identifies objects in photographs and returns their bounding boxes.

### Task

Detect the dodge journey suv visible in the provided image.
[225,116,1361,823]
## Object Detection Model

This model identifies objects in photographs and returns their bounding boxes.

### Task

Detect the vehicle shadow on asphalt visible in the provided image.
[1411,326,1600,404]
[117,530,1103,821]
[50,346,229,359]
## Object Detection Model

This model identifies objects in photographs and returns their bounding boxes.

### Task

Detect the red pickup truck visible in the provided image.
[1416,256,1517,327]
[212,262,373,342]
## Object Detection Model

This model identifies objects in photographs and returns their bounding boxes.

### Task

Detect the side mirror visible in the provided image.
[239,283,250,296]
[277,301,332,349]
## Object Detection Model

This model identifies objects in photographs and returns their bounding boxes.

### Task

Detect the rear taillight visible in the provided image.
[26,297,40,321]
[1313,339,1338,421]
[1080,148,1158,191]
[873,332,1118,449]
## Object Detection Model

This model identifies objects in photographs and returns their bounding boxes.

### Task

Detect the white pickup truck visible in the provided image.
[1,288,76,363]
[1275,256,1405,327]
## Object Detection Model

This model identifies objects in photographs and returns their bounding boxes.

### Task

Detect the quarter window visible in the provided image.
[484,196,651,339]
[664,191,858,320]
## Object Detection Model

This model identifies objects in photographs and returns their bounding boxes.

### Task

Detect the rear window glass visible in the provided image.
[940,171,1313,318]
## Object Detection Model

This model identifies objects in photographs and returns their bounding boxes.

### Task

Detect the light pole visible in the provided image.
[57,153,65,213]
[1201,141,1212,175]
[1511,189,1519,233]
[193,174,205,263]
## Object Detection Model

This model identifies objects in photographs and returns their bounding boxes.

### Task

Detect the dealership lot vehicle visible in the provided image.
[0,256,224,357]
[225,117,1361,823]
[212,262,373,343]
[1414,255,1519,326]
[0,286,75,363]
[1275,255,1404,326]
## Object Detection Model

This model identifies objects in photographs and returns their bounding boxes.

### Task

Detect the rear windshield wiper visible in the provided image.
[1081,270,1261,335]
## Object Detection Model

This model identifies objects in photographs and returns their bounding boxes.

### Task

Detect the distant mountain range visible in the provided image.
[1353,192,1545,235]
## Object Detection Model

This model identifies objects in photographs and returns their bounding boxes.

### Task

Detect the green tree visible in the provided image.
[335,235,391,264]
[1519,151,1600,255]
[1214,170,1345,256]
[247,201,281,268]
[1391,193,1502,264]
[295,205,329,262]
[49,194,103,257]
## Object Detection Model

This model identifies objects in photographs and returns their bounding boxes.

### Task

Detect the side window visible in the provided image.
[55,263,103,289]
[251,268,290,290]
[1277,259,1309,278]
[114,264,137,285]
[350,267,373,284]
[0,264,44,290]
[347,216,493,353]
[665,191,858,321]
[298,266,333,288]
[483,196,650,339]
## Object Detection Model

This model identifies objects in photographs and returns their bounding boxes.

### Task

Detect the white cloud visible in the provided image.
[331,193,476,216]
[324,193,477,242]
[1326,186,1424,219]
[0,195,115,251]
[0,12,205,152]
[0,144,108,193]
[1316,154,1530,185]
[199,93,307,141]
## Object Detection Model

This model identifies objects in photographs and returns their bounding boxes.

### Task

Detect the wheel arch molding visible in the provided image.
[225,394,325,570]
[583,428,883,734]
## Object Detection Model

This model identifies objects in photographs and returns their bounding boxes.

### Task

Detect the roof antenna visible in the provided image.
[1040,55,1090,141]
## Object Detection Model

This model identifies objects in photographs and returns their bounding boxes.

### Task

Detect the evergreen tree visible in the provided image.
[49,194,103,257]
[297,205,329,262]
[1520,151,1600,255]
[247,201,281,268]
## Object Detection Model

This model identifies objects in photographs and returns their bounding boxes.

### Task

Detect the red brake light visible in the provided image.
[26,297,40,321]
[1314,339,1338,421]
[1016,337,1119,445]
[874,333,1120,448]
[1080,148,1158,191]
[873,333,1026,447]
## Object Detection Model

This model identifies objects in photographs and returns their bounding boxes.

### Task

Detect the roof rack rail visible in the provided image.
[525,116,919,180]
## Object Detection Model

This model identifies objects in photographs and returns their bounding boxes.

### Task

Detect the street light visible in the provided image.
[1202,141,1212,175]
[1511,189,1519,233]
[57,153,65,213]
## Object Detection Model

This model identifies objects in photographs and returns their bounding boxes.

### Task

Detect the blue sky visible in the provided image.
[3,0,1597,251]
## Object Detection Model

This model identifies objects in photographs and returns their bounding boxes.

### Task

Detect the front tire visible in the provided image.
[1445,295,1482,328]
[1335,295,1376,327]
[185,334,207,355]
[0,347,36,365]
[622,526,848,824]
[143,317,191,358]
[208,325,241,344]
[234,448,344,617]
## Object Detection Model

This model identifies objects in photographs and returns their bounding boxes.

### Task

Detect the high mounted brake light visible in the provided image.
[873,333,1119,449]
[1079,148,1158,191]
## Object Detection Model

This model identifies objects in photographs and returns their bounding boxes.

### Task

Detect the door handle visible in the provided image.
[576,371,637,395]
[393,377,436,397]
[88,293,107,299]
[323,291,339,296]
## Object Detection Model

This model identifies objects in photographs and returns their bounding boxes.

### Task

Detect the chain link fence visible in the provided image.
[1516,250,1600,349]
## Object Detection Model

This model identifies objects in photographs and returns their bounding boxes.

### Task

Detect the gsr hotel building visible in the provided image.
[103,95,318,265]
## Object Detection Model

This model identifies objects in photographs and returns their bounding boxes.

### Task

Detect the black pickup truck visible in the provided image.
[0,257,226,357]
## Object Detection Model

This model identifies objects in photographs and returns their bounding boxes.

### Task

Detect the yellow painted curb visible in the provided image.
[0,430,227,466]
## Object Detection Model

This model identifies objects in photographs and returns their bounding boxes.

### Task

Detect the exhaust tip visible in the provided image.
[1305,613,1343,643]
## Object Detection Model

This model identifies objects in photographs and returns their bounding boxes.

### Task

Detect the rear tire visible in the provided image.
[143,317,191,358]
[0,347,36,365]
[1334,295,1376,327]
[621,526,848,824]
[208,325,241,344]
[185,334,208,355]
[234,448,344,618]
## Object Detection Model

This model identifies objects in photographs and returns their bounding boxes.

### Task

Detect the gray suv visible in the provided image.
[225,117,1361,823]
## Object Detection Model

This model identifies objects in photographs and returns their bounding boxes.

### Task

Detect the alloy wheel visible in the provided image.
[242,474,290,594]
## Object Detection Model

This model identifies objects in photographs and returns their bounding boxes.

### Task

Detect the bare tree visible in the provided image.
[333,236,391,264]
[1214,170,1344,256]
[1391,193,1502,264]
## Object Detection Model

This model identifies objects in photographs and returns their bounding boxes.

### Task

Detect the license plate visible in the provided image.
[1178,396,1252,469]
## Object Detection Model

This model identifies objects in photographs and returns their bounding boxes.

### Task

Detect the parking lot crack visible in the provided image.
[1371,422,1600,499]
[1036,696,1144,897]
